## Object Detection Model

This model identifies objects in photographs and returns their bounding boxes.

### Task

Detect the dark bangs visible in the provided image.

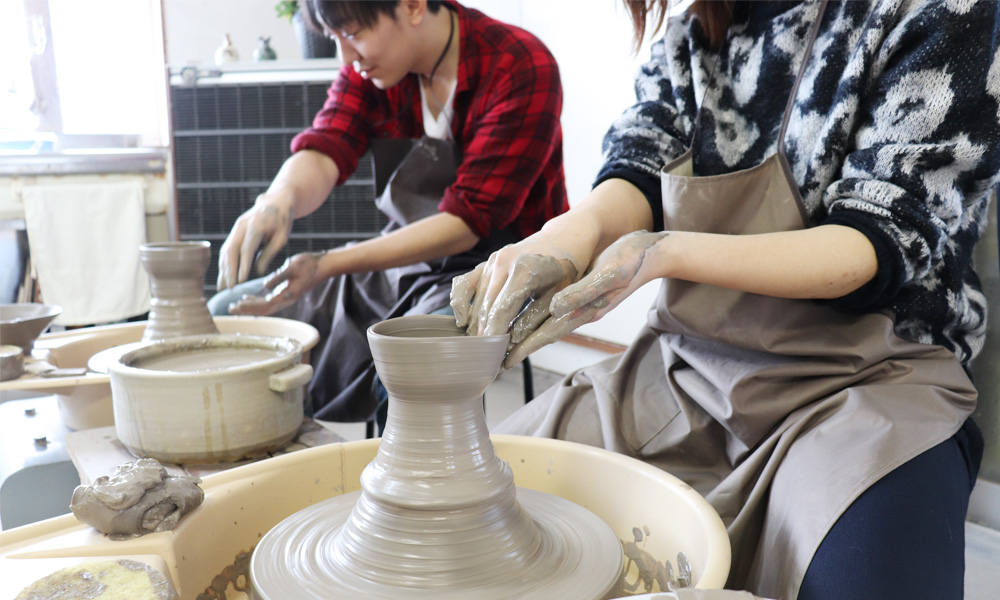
[303,1,443,34]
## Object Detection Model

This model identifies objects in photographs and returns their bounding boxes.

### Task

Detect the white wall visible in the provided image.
[163,0,302,66]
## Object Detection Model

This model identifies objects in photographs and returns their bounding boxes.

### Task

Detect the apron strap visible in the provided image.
[777,0,829,157]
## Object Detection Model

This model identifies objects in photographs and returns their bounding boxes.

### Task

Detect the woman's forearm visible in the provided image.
[533,178,876,300]
[532,178,656,273]
[655,224,879,299]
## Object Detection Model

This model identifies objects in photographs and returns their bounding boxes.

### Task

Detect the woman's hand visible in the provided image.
[450,178,658,367]
[551,230,668,324]
[228,251,325,315]
[450,228,597,368]
[502,230,668,367]
[452,251,579,336]
[217,190,295,290]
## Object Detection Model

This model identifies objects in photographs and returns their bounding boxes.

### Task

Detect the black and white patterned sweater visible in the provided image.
[596,0,1000,366]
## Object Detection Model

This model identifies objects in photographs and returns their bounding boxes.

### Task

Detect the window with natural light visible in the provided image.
[0,0,168,154]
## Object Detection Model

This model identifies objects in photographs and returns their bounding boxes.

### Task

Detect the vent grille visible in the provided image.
[170,80,387,293]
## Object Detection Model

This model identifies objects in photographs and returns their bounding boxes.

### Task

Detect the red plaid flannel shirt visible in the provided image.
[290,1,567,240]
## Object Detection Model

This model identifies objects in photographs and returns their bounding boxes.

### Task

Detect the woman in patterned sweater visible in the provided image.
[452,1,1000,598]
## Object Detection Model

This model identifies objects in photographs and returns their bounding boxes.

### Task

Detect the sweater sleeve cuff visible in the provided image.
[594,166,664,232]
[819,210,905,310]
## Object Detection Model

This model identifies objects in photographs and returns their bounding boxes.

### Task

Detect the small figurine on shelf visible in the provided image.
[214,33,239,65]
[253,36,277,62]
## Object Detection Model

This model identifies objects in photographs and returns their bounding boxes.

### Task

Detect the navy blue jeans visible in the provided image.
[798,418,983,600]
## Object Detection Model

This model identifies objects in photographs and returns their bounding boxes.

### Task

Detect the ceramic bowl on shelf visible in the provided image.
[0,303,62,351]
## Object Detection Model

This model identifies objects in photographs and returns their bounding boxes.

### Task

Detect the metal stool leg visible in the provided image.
[522,356,534,403]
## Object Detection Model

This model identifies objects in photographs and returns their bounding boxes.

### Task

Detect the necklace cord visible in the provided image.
[429,9,455,81]
[369,9,455,132]
[424,10,455,117]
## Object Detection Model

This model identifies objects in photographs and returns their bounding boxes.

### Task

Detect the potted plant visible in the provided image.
[276,0,337,59]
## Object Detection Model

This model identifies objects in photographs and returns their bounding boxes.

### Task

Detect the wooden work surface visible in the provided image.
[65,419,346,485]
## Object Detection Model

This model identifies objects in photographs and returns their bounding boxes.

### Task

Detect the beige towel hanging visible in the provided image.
[23,180,151,326]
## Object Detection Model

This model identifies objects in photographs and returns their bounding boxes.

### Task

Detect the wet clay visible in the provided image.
[131,347,276,372]
[70,458,203,539]
[140,241,219,342]
[450,253,579,340]
[197,549,252,600]
[502,233,669,368]
[250,315,623,600]
[551,231,668,319]
[15,559,176,600]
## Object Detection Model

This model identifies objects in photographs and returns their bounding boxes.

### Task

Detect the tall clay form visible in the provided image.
[251,315,623,600]
[140,241,219,342]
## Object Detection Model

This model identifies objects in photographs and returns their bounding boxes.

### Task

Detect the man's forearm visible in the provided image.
[316,212,480,277]
[266,150,341,219]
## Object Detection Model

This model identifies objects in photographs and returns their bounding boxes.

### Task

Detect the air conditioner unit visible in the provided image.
[168,61,387,294]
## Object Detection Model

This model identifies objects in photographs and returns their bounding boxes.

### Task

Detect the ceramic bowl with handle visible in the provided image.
[109,334,313,464]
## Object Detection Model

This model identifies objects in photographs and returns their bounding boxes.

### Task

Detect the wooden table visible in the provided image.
[66,419,346,485]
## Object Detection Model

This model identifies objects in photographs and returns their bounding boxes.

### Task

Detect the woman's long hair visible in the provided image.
[623,0,733,50]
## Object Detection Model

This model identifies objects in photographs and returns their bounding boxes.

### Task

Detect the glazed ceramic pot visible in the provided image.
[140,241,219,342]
[109,334,312,464]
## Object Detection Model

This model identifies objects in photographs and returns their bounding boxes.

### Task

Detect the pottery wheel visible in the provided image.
[251,316,625,599]
[251,487,623,600]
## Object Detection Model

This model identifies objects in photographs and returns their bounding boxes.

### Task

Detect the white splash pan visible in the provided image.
[0,436,731,599]
[0,316,320,430]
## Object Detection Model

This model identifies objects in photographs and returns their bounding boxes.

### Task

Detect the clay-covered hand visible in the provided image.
[217,190,294,290]
[550,230,668,327]
[503,231,667,366]
[228,251,324,315]
[451,231,592,368]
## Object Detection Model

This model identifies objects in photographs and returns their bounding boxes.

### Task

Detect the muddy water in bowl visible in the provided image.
[133,347,276,372]
[109,335,312,464]
[251,315,624,600]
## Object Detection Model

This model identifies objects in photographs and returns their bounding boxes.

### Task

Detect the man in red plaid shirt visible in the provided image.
[210,0,565,422]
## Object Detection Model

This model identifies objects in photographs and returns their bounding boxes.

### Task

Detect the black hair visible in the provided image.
[303,0,444,35]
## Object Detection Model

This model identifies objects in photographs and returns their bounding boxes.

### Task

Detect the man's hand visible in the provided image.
[216,149,340,291]
[217,190,295,291]
[228,251,325,315]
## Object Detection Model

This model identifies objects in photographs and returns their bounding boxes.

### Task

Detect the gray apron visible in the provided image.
[494,4,977,598]
[279,136,516,422]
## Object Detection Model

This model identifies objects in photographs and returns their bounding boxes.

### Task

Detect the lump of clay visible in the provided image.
[15,558,176,600]
[70,458,203,539]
